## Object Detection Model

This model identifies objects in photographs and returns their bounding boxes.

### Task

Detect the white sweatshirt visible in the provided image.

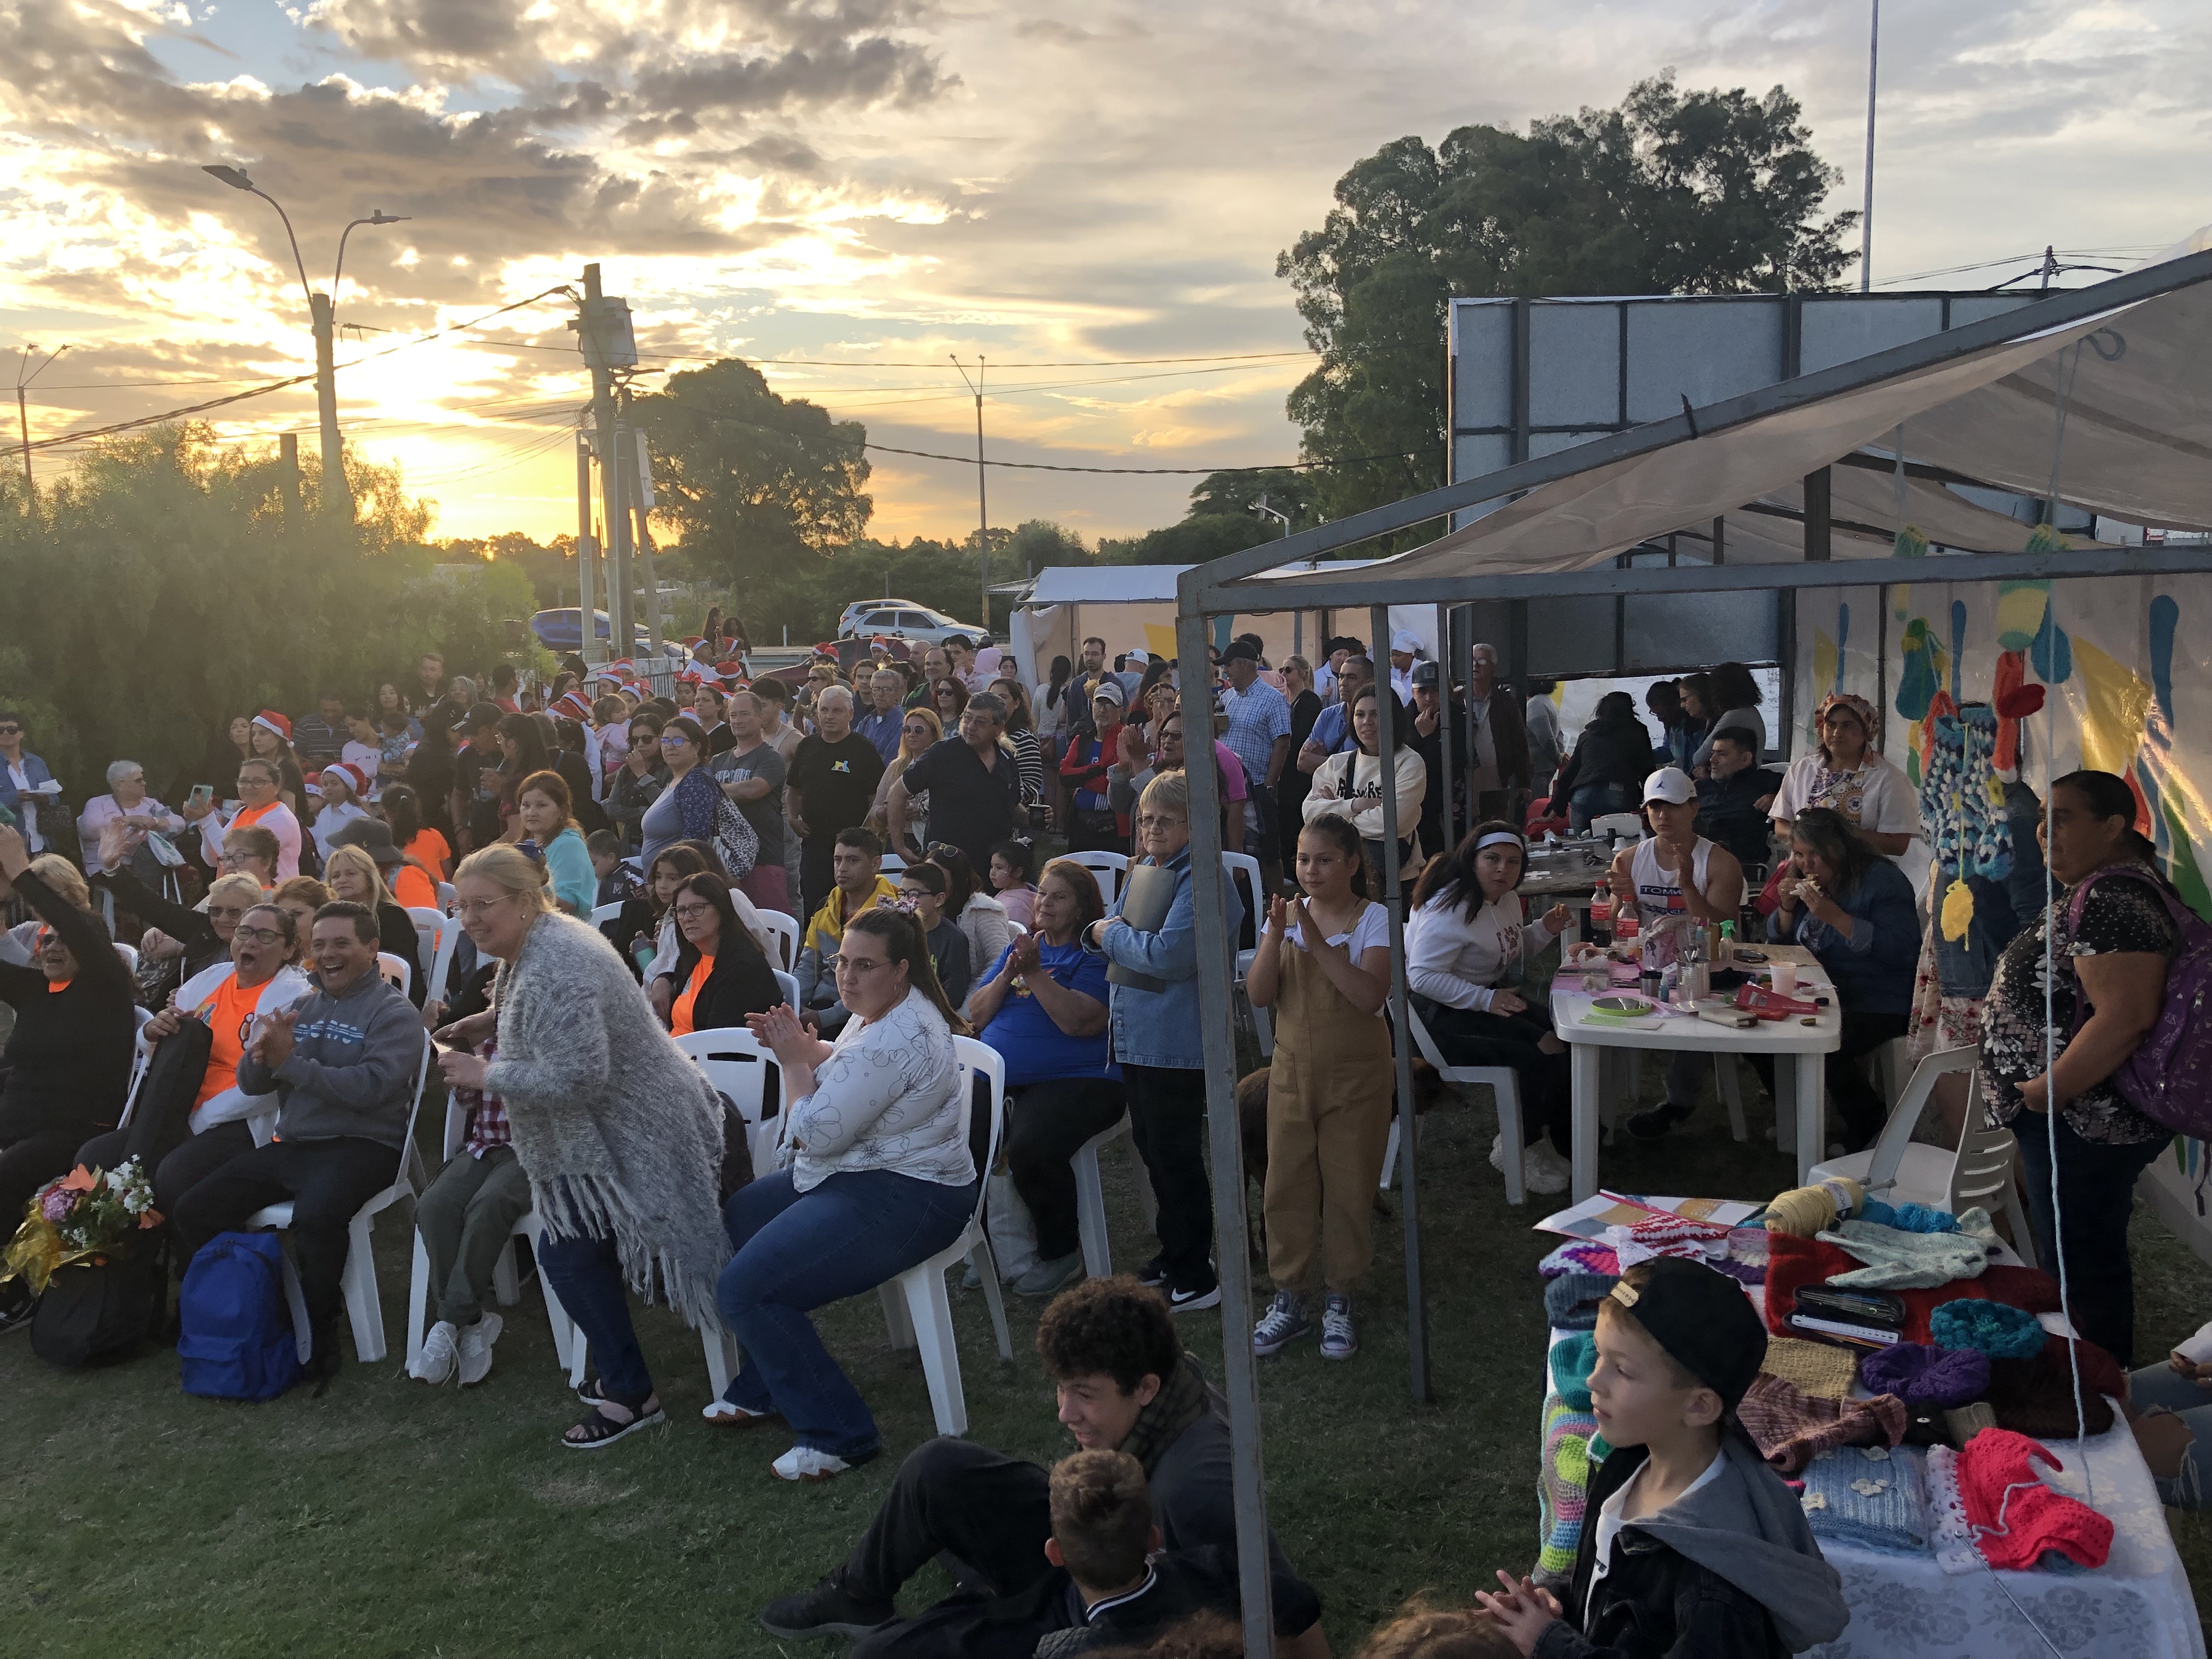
[1406,889,1558,1012]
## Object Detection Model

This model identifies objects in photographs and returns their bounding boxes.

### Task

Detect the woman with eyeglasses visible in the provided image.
[718,907,979,1480]
[0,823,138,1330]
[637,716,719,868]
[243,711,308,818]
[656,874,784,1037]
[866,706,941,842]
[77,760,185,884]
[181,757,303,881]
[74,896,311,1220]
[434,843,731,1449]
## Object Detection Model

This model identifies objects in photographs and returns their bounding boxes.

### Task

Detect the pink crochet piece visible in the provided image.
[1956,1427,2114,1571]
[1538,1240,1621,1280]
[1625,1215,1731,1248]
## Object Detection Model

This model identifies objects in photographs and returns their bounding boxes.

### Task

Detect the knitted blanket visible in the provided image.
[1537,1392,1597,1585]
[484,911,731,1327]
[1798,1443,1928,1554]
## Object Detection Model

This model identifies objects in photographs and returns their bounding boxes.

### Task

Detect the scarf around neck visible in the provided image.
[1117,1352,1210,1476]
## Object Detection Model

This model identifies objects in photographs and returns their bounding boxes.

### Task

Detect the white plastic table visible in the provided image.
[1549,944,1841,1199]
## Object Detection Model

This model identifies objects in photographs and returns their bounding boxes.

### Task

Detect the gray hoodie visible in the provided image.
[236,967,421,1150]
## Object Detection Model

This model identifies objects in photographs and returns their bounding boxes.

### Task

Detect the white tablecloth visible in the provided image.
[1542,1327,2204,1659]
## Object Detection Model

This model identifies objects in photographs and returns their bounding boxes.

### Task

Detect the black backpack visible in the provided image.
[123,1018,216,1170]
[32,1248,167,1369]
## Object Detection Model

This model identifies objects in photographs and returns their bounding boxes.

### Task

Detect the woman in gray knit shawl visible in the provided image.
[435,843,729,1448]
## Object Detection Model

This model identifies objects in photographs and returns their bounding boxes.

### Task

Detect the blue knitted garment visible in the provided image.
[1859,1198,1962,1234]
[1549,1331,1598,1410]
[1799,1443,1929,1554]
[1928,1299,2046,1359]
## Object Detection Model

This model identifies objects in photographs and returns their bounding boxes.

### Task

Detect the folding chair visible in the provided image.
[757,910,800,972]
[876,1036,1013,1436]
[1070,1115,1157,1280]
[1064,850,1127,908]
[1402,1004,1527,1204]
[1221,852,1269,1056]
[249,1030,434,1364]
[376,952,412,997]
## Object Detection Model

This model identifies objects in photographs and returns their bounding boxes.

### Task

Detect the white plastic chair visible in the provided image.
[675,1027,785,1175]
[1070,1115,1158,1280]
[422,915,463,1010]
[112,941,139,973]
[876,1036,1013,1437]
[250,1030,433,1363]
[1590,812,1644,842]
[1809,1049,2036,1264]
[1064,849,1128,908]
[773,968,799,1009]
[590,901,624,927]
[114,1009,157,1131]
[376,952,411,997]
[404,906,447,981]
[404,1086,583,1380]
[1221,852,1270,1056]
[435,882,456,913]
[1403,1004,1528,1204]
[758,910,800,972]
[879,852,906,874]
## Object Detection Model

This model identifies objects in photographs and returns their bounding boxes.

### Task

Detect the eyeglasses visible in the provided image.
[208,905,251,922]
[659,733,690,747]
[834,955,889,977]
[234,925,285,946]
[672,902,716,922]
[1136,813,1187,830]
[455,895,517,920]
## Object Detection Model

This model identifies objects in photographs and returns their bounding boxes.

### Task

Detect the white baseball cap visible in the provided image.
[1643,766,1696,806]
[1389,629,1421,656]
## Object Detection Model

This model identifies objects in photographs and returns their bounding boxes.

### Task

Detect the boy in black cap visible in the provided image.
[1476,1259,1848,1657]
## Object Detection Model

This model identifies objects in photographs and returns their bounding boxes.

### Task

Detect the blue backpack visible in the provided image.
[178,1232,301,1401]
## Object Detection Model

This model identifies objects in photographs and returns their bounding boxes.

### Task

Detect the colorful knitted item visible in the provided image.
[1798,1443,1929,1553]
[1859,1341,1991,1408]
[1626,1214,1731,1248]
[1922,1444,1984,1574]
[1738,1374,1909,1474]
[1549,1332,1598,1410]
[1762,1233,2061,1344]
[1928,1299,2046,1359]
[1759,1336,1860,1401]
[1956,1428,2113,1571]
[1723,1228,1772,1271]
[1543,1272,1618,1332]
[1538,1239,1621,1280]
[1537,1393,1598,1583]
[1816,1217,1990,1290]
[1983,1334,2124,1438]
[1858,1198,1962,1234]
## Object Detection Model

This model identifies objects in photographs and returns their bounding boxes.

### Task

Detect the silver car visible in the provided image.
[838,601,992,647]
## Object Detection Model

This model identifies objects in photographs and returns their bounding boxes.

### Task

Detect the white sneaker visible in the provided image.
[772,1444,856,1483]
[1520,1144,1570,1197]
[455,1312,503,1387]
[410,1321,458,1384]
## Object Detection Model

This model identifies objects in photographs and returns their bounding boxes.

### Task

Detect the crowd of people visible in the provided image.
[0,603,2198,1658]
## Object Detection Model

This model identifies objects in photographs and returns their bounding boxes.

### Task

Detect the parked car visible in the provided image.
[528,608,683,656]
[838,600,992,648]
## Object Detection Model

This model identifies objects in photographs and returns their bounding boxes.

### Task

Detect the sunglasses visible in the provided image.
[659,732,690,747]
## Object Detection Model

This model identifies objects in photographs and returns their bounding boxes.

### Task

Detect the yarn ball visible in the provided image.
[1766,1175,1865,1238]
[1859,1341,1992,1408]
[1928,1299,2046,1360]
[1859,1198,1962,1234]
[1550,1331,1599,1410]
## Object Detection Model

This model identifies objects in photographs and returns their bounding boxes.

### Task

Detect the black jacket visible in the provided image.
[1537,1444,1787,1659]
[657,936,785,1032]
[1551,714,1657,806]
[100,866,229,984]
[0,871,136,1142]
[854,1549,1239,1659]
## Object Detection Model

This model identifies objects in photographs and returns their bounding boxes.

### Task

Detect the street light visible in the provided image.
[200,164,410,521]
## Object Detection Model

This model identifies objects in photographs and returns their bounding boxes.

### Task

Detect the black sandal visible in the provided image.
[562,1392,664,1450]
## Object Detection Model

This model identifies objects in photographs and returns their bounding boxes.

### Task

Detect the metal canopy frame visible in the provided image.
[1171,248,2212,1659]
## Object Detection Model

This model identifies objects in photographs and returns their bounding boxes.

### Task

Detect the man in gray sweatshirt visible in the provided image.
[172,900,422,1386]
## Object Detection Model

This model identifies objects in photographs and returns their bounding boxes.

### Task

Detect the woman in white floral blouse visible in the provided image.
[715,906,980,1481]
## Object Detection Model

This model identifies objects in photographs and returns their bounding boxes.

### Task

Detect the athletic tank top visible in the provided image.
[1630,837,1714,919]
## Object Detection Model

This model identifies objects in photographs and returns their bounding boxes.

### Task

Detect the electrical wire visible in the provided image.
[859,439,1436,475]
[450,336,1312,369]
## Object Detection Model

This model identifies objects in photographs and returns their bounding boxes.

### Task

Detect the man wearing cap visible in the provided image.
[1477,1257,1847,1657]
[1058,680,1128,853]
[1610,768,1747,1143]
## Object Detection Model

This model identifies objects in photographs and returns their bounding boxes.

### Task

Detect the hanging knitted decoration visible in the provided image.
[1892,524,1929,560]
[1960,706,2011,879]
[1940,877,1977,944]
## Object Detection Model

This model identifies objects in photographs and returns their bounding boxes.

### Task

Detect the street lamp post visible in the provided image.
[200,165,408,522]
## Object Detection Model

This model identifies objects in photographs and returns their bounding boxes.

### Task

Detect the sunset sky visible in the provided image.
[4,1,2207,549]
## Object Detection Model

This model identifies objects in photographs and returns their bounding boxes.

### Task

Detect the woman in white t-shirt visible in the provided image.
[1406,822,1578,1196]
[1769,693,1918,860]
[1245,815,1395,1363]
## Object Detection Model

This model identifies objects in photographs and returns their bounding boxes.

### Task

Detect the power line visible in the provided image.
[859,440,1438,476]
[449,335,1311,369]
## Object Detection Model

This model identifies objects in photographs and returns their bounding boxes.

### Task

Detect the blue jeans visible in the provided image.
[2012,1110,2171,1368]
[1568,781,1634,832]
[535,1230,655,1400]
[718,1167,979,1458]
[2126,1362,2212,1508]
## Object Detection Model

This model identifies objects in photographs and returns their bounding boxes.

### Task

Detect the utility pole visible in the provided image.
[575,264,637,659]
[280,432,303,526]
[1860,0,1879,292]
[952,355,989,630]
[13,345,65,503]
[574,417,599,662]
[623,393,663,652]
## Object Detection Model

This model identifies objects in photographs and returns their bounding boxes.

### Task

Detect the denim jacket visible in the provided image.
[1091,847,1243,1070]
[1767,855,1920,1016]
[0,751,56,843]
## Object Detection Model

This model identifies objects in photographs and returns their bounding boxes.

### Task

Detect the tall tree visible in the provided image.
[1279,73,1859,533]
[631,359,873,618]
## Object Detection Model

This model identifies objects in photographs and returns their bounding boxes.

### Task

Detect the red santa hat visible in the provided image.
[551,691,594,722]
[320,761,371,800]
[252,709,292,742]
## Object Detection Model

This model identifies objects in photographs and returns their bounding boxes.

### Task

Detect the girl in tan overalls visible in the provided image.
[1246,813,1394,1361]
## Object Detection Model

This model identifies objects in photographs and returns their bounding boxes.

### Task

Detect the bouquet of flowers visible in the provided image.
[1,1159,163,1297]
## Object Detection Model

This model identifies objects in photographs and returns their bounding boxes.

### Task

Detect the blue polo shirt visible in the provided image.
[854,705,905,765]
[978,938,1118,1084]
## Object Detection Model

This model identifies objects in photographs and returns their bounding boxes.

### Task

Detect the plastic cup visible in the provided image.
[1771,961,1798,996]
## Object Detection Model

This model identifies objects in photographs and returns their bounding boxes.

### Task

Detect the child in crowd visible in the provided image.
[342,707,387,801]
[990,837,1039,929]
[588,828,642,909]
[898,860,972,1011]
[1475,1259,1847,1658]
[1357,1601,1519,1658]
[1246,815,1393,1362]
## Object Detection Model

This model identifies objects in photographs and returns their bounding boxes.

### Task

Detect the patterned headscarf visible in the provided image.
[1814,692,1881,764]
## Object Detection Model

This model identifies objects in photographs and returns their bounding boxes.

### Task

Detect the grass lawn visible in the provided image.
[7,1063,2209,1657]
